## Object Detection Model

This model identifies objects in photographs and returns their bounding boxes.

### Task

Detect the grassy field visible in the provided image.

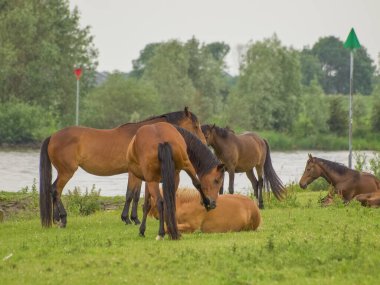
[1,190,380,285]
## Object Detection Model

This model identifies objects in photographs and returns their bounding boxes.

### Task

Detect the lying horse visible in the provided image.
[149,188,261,233]
[126,122,225,240]
[39,107,206,228]
[355,192,380,207]
[201,124,285,209]
[299,154,380,205]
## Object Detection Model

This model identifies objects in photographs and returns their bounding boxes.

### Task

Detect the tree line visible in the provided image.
[1,0,380,149]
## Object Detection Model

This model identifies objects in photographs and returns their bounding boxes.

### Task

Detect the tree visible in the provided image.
[299,48,323,87]
[327,96,348,136]
[236,35,301,131]
[312,36,375,95]
[130,43,161,78]
[82,73,160,128]
[0,0,98,125]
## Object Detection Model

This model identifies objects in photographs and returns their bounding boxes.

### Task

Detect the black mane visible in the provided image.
[315,157,353,175]
[120,109,198,127]
[202,124,231,138]
[175,126,220,177]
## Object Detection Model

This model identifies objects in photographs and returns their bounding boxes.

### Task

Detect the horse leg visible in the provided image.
[228,169,235,194]
[53,173,73,228]
[246,169,259,199]
[256,168,264,209]
[139,184,151,237]
[121,177,135,224]
[121,174,142,225]
[219,172,225,195]
[130,180,142,225]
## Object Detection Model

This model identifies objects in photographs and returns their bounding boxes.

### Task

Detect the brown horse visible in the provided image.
[201,124,285,209]
[299,154,380,205]
[126,122,225,240]
[355,192,380,207]
[39,107,206,228]
[149,188,261,233]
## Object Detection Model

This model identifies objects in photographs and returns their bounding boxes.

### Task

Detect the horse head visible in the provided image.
[199,163,225,209]
[179,107,207,144]
[299,154,322,189]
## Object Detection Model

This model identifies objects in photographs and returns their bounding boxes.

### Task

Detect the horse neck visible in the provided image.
[209,133,228,157]
[316,161,343,186]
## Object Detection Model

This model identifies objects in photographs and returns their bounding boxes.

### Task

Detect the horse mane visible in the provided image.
[202,124,232,138]
[176,188,201,203]
[315,157,355,175]
[175,126,220,177]
[120,108,198,127]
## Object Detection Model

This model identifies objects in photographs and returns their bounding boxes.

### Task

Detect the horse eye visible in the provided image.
[214,179,219,184]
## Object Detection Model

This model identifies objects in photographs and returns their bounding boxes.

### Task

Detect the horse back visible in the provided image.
[233,132,267,170]
[49,126,131,175]
[127,123,188,181]
[201,194,261,233]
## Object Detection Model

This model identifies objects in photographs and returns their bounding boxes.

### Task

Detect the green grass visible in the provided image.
[1,191,380,285]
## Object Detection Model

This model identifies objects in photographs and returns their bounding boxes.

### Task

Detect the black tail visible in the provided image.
[263,139,285,200]
[39,137,53,227]
[158,142,180,240]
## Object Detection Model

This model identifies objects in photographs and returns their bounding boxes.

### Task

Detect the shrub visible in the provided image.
[0,100,57,144]
[65,185,101,216]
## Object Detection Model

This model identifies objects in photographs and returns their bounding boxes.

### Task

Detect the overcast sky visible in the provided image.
[69,0,379,75]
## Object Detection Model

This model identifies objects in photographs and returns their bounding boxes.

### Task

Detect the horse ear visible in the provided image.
[184,106,190,117]
[308,153,313,159]
[212,123,216,130]
[217,163,225,173]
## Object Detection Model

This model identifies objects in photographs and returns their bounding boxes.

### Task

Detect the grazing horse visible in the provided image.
[39,107,206,228]
[126,122,225,240]
[299,154,380,205]
[149,189,261,233]
[201,124,285,209]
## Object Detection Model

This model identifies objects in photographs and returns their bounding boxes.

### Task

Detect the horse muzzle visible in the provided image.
[206,199,216,211]
[299,182,307,189]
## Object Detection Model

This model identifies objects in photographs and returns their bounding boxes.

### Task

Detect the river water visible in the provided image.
[0,149,377,196]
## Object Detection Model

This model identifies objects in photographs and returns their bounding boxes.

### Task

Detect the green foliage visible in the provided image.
[354,152,380,178]
[371,89,380,132]
[82,73,160,128]
[65,186,101,216]
[327,96,348,136]
[311,36,375,95]
[0,100,57,143]
[0,0,98,125]
[236,35,301,131]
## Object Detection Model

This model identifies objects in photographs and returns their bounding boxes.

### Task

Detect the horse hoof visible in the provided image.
[122,217,132,225]
[132,218,141,225]
[139,232,145,237]
[156,235,164,241]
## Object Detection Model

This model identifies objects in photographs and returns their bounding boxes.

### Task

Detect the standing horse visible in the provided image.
[299,154,380,205]
[149,189,261,233]
[126,122,225,240]
[201,124,285,209]
[39,107,206,228]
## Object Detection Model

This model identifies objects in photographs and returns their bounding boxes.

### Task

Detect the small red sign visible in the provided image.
[74,68,82,80]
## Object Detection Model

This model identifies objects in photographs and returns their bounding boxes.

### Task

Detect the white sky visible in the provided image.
[69,0,379,75]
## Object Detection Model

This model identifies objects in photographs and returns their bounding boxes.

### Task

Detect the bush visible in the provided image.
[0,100,57,144]
[65,185,101,216]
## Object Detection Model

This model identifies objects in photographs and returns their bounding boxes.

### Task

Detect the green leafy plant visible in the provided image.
[65,185,101,216]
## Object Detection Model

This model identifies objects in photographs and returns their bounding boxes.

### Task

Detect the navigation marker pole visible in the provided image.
[343,28,361,168]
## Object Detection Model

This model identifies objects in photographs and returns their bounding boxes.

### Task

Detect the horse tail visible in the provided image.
[158,142,180,240]
[39,136,53,227]
[263,139,285,200]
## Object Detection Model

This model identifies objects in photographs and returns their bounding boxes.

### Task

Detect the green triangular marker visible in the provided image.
[344,28,361,49]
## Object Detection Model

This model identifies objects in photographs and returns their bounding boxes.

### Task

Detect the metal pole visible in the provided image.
[76,79,80,126]
[348,51,353,168]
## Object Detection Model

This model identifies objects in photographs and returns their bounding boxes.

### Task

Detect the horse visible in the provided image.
[126,122,225,240]
[39,107,206,228]
[201,124,285,209]
[355,192,380,207]
[299,154,380,205]
[149,188,261,233]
